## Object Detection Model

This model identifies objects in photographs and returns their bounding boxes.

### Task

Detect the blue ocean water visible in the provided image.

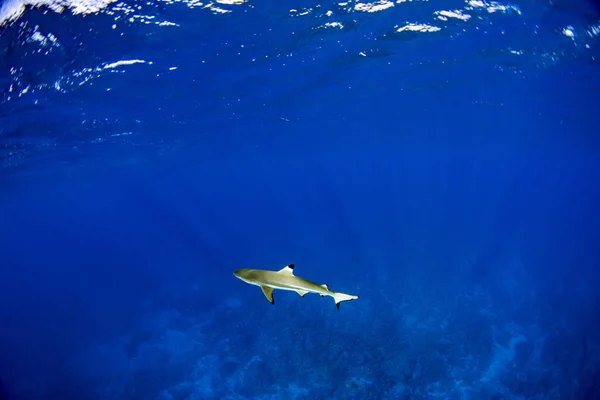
[1,0,600,398]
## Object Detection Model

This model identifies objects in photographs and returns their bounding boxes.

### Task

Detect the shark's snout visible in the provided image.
[233,268,250,280]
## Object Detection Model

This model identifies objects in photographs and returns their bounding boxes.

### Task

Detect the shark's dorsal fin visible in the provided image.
[260,286,275,304]
[277,264,295,276]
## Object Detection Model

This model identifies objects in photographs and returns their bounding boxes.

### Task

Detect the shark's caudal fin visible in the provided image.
[332,292,359,310]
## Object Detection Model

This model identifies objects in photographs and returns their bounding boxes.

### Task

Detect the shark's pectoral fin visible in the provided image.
[296,290,308,297]
[260,286,275,304]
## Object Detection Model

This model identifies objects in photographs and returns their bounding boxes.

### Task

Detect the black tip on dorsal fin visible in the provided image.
[336,303,340,310]
[288,264,295,270]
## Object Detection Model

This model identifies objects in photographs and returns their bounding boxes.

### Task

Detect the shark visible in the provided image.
[233,264,359,309]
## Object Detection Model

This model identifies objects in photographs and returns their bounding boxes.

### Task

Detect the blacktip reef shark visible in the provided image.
[233,264,359,309]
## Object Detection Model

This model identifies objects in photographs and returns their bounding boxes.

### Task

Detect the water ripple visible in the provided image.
[0,0,599,173]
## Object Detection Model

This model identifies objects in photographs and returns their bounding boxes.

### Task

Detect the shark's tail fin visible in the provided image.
[332,292,359,309]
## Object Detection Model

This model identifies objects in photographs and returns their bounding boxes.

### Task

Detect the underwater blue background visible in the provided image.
[1,0,600,399]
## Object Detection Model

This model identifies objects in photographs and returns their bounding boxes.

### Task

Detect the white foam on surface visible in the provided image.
[396,23,441,33]
[354,1,394,13]
[466,0,521,15]
[0,0,116,25]
[103,59,148,69]
[436,10,471,21]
